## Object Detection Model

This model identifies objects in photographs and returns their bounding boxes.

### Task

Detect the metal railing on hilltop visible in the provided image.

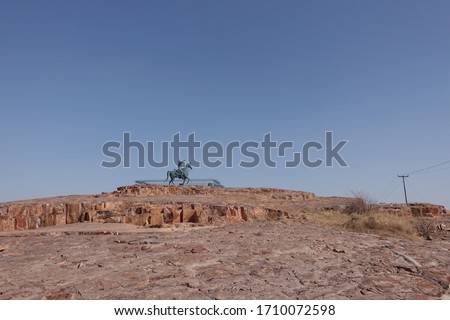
[135,178,224,187]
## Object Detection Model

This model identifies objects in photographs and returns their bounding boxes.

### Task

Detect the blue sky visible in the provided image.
[1,0,449,207]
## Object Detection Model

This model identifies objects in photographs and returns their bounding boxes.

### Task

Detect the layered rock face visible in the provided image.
[320,203,447,217]
[0,185,314,232]
[376,204,447,217]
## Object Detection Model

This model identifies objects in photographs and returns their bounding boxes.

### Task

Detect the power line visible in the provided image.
[407,159,450,175]
[407,179,427,203]
[376,159,450,205]
[413,165,450,176]
[377,177,400,203]
[377,160,450,205]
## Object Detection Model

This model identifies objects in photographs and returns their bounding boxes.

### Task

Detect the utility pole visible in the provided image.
[398,175,409,204]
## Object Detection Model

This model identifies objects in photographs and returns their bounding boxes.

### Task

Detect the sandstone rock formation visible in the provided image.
[0,185,314,232]
[375,203,447,217]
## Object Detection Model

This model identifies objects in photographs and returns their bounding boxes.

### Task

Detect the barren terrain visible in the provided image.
[1,185,449,300]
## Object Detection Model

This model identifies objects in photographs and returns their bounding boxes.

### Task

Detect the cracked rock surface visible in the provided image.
[1,221,449,300]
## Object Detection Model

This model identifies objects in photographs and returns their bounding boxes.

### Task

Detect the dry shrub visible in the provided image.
[303,210,348,228]
[300,191,435,241]
[344,191,376,215]
[416,218,435,239]
[301,210,422,241]
[343,212,420,240]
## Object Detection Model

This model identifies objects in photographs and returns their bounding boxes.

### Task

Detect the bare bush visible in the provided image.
[303,209,421,240]
[344,191,376,215]
[416,218,435,239]
[343,212,419,240]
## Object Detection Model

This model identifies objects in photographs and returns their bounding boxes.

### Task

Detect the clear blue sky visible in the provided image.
[1,0,449,207]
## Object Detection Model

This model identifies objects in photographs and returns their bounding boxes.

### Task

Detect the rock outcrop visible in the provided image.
[0,185,314,232]
[1,185,447,232]
[375,203,447,217]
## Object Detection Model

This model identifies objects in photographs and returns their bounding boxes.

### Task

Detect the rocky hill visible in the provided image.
[0,185,449,300]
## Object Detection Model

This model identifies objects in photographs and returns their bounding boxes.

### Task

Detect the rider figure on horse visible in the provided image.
[165,160,193,185]
[176,160,186,178]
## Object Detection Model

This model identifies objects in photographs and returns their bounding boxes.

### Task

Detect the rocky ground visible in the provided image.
[0,185,449,300]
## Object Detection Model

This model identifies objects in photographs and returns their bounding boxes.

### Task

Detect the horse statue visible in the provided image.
[164,162,193,185]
